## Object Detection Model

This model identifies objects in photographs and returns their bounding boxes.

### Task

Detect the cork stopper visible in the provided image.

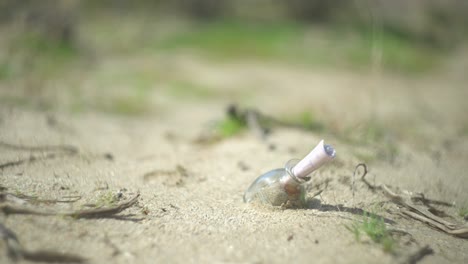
[292,140,336,180]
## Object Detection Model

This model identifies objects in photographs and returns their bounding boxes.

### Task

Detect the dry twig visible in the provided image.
[356,163,468,239]
[0,141,78,154]
[0,141,79,170]
[227,104,322,139]
[0,194,140,219]
[1,192,81,204]
[410,193,453,207]
[352,163,368,201]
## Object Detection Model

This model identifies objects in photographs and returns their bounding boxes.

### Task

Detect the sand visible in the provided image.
[1,53,468,263]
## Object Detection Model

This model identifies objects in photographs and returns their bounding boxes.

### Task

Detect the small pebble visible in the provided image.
[237,161,250,171]
[268,143,276,151]
[104,153,114,161]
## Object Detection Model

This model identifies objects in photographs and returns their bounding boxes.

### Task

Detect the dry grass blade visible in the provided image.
[310,189,324,198]
[0,159,25,170]
[381,185,456,229]
[0,194,140,219]
[1,192,82,204]
[0,152,78,170]
[357,163,377,191]
[69,193,140,219]
[0,141,78,154]
[0,141,79,170]
[245,110,268,140]
[352,163,368,201]
[21,250,86,263]
[410,193,454,207]
[0,205,55,216]
[401,210,468,238]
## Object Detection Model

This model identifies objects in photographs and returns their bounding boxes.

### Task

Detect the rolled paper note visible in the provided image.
[292,140,336,179]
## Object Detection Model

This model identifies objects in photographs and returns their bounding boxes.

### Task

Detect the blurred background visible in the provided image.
[2,2,468,261]
[0,0,468,161]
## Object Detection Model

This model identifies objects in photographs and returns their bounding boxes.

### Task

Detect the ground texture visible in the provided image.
[1,51,468,263]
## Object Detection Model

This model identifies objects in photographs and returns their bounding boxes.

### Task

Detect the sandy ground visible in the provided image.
[1,53,468,263]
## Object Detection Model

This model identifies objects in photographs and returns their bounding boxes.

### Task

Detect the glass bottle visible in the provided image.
[243,140,336,206]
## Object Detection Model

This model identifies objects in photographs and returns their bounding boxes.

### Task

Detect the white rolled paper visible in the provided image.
[293,139,336,179]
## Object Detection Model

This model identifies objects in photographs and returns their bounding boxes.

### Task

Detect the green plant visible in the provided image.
[458,204,468,219]
[95,191,118,208]
[216,116,246,138]
[346,212,395,253]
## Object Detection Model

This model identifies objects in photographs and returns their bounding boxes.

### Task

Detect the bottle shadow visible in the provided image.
[305,198,395,224]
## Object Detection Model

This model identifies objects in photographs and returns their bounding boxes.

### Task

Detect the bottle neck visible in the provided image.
[284,159,309,184]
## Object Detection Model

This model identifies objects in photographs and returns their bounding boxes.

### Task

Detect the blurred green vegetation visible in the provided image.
[216,115,247,138]
[459,204,468,219]
[155,20,440,73]
[95,191,119,208]
[281,111,325,132]
[0,63,11,80]
[0,0,466,119]
[168,80,218,99]
[70,70,155,115]
[157,21,302,60]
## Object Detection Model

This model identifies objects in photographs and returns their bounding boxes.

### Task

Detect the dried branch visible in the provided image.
[22,250,86,263]
[69,194,140,219]
[245,110,269,140]
[0,152,77,170]
[0,141,79,170]
[357,163,379,192]
[410,193,454,207]
[352,163,368,200]
[0,159,27,170]
[357,163,468,239]
[381,186,457,229]
[0,194,140,219]
[0,141,78,154]
[1,192,81,204]
[400,210,468,238]
[310,189,324,198]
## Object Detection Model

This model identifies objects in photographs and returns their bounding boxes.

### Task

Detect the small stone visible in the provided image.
[237,161,250,171]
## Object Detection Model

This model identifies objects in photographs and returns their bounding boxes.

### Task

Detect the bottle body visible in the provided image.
[243,140,335,207]
[243,160,306,206]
